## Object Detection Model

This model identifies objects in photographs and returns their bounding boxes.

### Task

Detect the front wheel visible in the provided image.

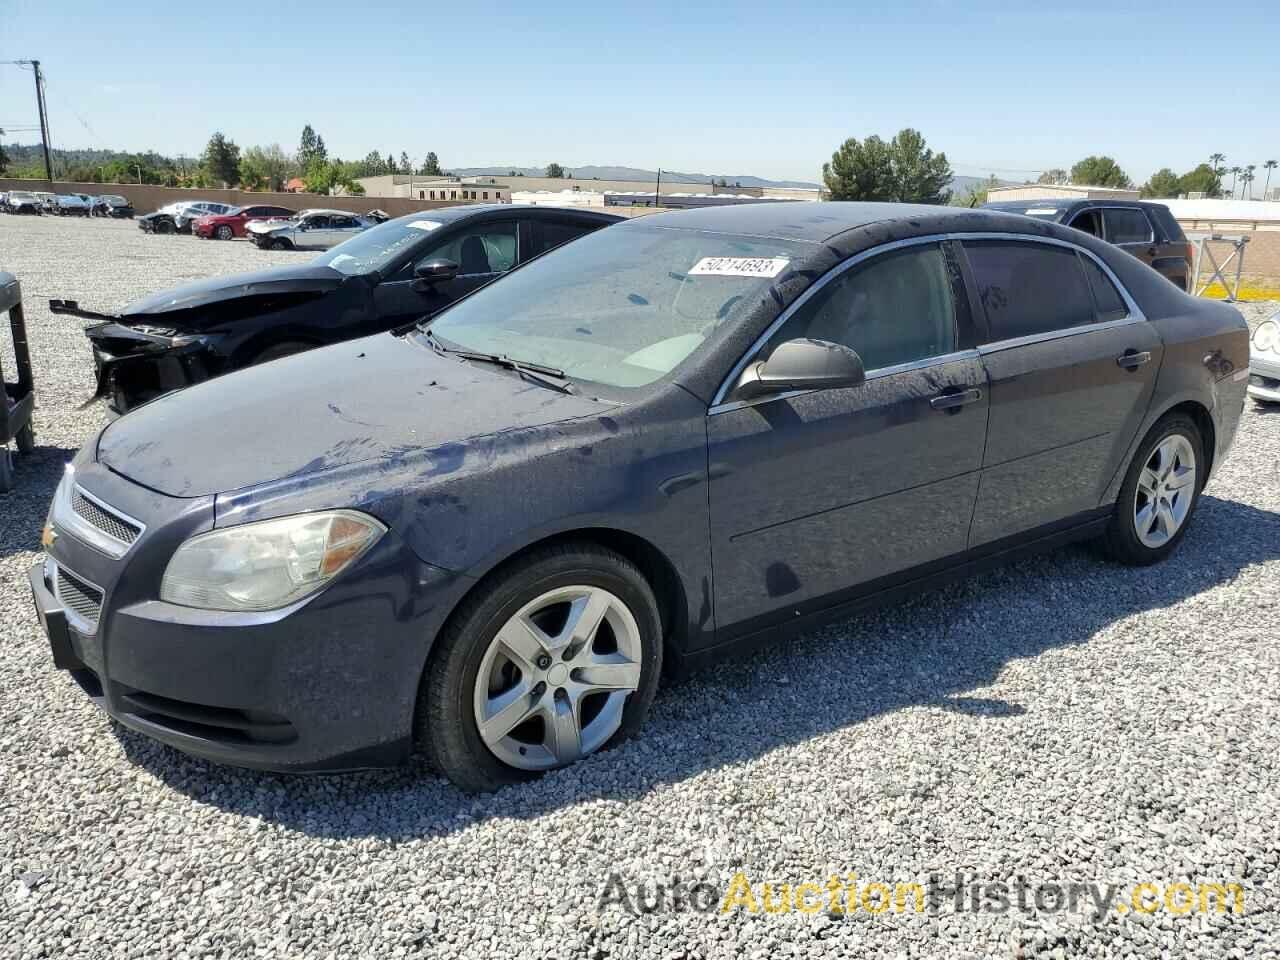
[215,225,234,241]
[15,423,35,455]
[1102,413,1204,565]
[269,238,291,251]
[418,543,662,793]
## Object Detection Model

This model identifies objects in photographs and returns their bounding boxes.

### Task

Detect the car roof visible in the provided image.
[984,198,1170,214]
[384,204,622,227]
[628,201,978,242]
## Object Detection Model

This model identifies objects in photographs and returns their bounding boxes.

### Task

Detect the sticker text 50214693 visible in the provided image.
[688,257,791,279]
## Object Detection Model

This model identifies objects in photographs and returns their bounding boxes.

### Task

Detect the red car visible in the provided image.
[193,204,297,240]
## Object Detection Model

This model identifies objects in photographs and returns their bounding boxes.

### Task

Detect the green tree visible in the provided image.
[361,150,388,177]
[545,162,566,178]
[399,152,412,175]
[1177,163,1221,198]
[1069,155,1133,189]
[0,142,9,176]
[201,132,241,186]
[239,144,291,192]
[822,134,894,200]
[421,152,443,176]
[950,174,1000,207]
[1263,160,1277,201]
[1140,167,1181,198]
[298,125,326,169]
[885,128,952,203]
[1037,168,1069,185]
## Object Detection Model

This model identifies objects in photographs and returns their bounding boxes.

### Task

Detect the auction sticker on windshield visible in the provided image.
[407,220,444,232]
[688,257,790,278]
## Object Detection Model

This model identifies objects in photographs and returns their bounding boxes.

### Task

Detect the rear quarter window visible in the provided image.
[964,240,1096,341]
[1146,206,1186,243]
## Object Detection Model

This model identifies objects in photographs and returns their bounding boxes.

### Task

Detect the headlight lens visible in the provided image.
[160,510,386,612]
[1254,318,1279,354]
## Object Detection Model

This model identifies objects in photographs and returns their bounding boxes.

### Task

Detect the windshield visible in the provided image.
[314,217,444,276]
[426,225,811,389]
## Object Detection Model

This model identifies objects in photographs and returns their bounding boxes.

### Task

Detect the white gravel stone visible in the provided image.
[1,215,1279,959]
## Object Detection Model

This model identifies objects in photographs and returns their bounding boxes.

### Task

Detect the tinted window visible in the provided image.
[767,244,956,371]
[306,215,331,229]
[965,241,1095,341]
[1080,256,1128,323]
[1146,205,1186,243]
[331,216,359,228]
[532,220,592,257]
[420,222,518,275]
[1105,209,1153,244]
[1067,209,1101,237]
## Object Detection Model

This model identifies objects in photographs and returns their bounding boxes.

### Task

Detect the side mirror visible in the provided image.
[732,338,865,401]
[413,259,459,292]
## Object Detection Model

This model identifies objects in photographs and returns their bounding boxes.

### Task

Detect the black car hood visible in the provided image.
[97,333,610,497]
[122,264,345,318]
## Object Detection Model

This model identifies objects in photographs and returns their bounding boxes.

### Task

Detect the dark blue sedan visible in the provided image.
[30,203,1249,791]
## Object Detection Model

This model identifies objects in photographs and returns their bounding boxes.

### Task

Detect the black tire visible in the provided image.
[251,341,313,364]
[215,225,234,241]
[269,238,292,251]
[1102,413,1204,566]
[14,423,35,455]
[0,448,12,493]
[155,220,175,235]
[417,542,663,793]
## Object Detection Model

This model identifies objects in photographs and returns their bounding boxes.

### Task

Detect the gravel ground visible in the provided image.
[2,215,1278,960]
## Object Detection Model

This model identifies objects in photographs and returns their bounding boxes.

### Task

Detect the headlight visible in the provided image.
[160,511,386,612]
[1254,318,1279,354]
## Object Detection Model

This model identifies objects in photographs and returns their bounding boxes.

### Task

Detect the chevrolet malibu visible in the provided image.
[29,203,1249,792]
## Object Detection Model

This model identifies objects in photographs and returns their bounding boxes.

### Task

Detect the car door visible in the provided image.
[371,220,521,327]
[707,240,990,635]
[962,238,1163,546]
[295,214,330,249]
[327,215,366,248]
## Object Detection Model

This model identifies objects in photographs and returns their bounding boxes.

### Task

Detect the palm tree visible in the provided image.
[1229,166,1242,196]
[1263,160,1277,200]
[1210,152,1226,178]
[1244,164,1258,200]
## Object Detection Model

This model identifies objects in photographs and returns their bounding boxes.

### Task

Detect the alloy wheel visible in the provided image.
[472,585,643,771]
[1134,434,1196,548]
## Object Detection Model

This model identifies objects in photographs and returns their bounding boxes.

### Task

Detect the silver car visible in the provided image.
[246,209,371,250]
[173,201,234,233]
[1249,310,1280,404]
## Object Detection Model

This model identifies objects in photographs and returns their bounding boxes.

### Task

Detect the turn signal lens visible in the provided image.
[160,510,386,612]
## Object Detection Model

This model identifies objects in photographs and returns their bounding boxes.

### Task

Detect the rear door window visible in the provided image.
[531,220,595,257]
[1104,208,1153,244]
[964,241,1096,341]
[1079,256,1129,323]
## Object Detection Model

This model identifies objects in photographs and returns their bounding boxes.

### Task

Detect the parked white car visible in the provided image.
[246,209,372,250]
[1249,311,1280,404]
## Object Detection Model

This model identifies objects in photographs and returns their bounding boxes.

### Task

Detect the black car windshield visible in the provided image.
[426,225,811,389]
[314,217,444,276]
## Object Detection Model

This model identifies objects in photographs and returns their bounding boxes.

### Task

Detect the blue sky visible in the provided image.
[2,0,1277,185]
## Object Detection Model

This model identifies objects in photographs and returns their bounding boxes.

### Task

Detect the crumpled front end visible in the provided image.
[84,321,218,414]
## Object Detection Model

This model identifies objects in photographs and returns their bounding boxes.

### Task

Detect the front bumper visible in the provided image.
[1248,351,1280,402]
[29,459,472,772]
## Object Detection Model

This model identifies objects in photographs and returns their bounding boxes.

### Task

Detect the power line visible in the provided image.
[0,60,53,180]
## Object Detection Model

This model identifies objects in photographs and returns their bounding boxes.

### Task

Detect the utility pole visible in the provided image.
[2,60,54,180]
[654,167,662,207]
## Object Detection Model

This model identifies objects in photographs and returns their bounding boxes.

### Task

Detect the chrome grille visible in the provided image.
[72,488,141,545]
[56,567,104,628]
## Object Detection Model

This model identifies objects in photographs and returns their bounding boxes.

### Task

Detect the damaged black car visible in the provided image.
[52,205,622,412]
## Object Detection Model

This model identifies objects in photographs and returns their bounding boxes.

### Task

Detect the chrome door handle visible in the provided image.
[930,388,982,411]
[1116,351,1151,370]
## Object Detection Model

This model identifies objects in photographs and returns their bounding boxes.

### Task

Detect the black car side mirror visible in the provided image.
[732,338,866,401]
[413,259,459,292]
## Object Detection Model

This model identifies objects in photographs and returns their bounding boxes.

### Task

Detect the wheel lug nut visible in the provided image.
[536,654,552,670]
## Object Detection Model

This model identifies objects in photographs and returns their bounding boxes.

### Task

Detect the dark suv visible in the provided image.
[985,199,1193,292]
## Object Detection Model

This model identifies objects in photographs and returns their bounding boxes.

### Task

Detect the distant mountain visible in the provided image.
[449,164,822,190]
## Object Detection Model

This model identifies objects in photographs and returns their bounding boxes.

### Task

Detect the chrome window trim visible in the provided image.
[708,231,1147,411]
[51,559,105,636]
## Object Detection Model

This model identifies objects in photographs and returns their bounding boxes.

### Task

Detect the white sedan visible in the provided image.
[1249,311,1280,404]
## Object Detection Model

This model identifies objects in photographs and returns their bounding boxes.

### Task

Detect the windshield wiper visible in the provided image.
[419,331,576,394]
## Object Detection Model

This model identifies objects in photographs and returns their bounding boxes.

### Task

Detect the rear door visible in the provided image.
[1103,207,1158,268]
[327,215,366,248]
[707,240,990,634]
[961,238,1163,546]
[296,214,331,248]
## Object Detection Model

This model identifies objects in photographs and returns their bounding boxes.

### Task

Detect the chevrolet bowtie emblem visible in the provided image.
[41,524,58,550]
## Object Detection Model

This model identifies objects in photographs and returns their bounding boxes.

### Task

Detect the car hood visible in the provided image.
[96,332,611,497]
[121,263,344,317]
[249,220,295,234]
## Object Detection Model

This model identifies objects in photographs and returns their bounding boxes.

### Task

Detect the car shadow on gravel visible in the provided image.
[0,444,74,559]
[110,492,1280,837]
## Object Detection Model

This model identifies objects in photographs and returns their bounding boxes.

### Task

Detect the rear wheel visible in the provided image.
[155,220,175,235]
[15,423,35,455]
[0,448,12,493]
[1102,413,1203,565]
[418,543,662,793]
